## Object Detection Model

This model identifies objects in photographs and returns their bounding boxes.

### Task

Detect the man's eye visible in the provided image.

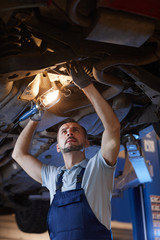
[73,128,79,132]
[61,130,67,134]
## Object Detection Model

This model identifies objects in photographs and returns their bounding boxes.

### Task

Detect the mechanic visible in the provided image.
[12,63,120,240]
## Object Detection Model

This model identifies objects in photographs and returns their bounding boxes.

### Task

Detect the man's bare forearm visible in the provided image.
[83,84,120,132]
[83,83,120,165]
[12,120,42,183]
[12,120,39,160]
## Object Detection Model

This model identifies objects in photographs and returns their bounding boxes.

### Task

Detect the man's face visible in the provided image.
[56,122,89,153]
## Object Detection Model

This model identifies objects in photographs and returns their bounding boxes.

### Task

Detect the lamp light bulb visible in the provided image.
[38,88,60,109]
[44,90,59,105]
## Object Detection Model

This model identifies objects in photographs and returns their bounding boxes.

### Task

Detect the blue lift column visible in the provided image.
[129,185,153,240]
[128,127,160,240]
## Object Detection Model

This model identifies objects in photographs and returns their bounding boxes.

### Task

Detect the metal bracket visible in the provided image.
[125,134,152,182]
[114,134,153,193]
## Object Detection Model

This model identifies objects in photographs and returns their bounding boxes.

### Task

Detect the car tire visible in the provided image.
[15,200,50,233]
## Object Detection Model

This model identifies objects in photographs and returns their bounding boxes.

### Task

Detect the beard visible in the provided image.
[60,144,84,153]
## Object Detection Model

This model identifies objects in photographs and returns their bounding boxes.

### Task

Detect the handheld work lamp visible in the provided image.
[19,87,61,122]
[37,88,60,109]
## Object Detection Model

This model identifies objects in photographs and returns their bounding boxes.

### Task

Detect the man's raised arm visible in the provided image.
[12,120,43,183]
[83,84,120,166]
[70,62,120,166]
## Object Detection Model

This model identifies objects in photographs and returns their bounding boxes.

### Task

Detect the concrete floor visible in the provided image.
[0,215,133,240]
[0,214,50,240]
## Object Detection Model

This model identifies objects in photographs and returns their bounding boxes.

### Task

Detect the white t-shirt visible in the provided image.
[42,149,116,230]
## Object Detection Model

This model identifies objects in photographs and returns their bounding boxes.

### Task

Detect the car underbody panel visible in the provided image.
[0,0,160,233]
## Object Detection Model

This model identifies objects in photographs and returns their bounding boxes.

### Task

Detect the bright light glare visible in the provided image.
[44,90,59,105]
[40,89,60,108]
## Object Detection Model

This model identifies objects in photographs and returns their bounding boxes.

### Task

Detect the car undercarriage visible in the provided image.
[0,0,160,233]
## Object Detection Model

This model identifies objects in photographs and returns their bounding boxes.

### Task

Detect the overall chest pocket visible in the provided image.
[53,190,84,233]
[54,194,82,207]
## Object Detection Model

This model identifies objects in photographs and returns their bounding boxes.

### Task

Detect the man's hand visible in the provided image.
[70,62,92,89]
[31,109,44,121]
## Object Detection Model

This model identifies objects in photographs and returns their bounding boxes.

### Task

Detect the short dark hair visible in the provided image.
[57,118,88,138]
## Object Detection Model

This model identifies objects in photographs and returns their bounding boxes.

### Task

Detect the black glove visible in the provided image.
[70,62,92,89]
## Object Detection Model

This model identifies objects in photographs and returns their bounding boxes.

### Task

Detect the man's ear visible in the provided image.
[85,139,90,149]
[56,143,61,152]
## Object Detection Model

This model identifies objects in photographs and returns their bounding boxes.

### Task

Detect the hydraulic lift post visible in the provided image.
[129,184,153,240]
[114,134,154,239]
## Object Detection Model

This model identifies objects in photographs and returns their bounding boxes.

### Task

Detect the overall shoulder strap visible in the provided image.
[76,168,85,189]
[56,168,85,191]
[56,171,64,191]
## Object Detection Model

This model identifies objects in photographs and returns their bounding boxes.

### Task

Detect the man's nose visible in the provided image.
[67,129,73,136]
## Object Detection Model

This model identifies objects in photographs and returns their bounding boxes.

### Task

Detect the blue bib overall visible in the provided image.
[47,168,113,240]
